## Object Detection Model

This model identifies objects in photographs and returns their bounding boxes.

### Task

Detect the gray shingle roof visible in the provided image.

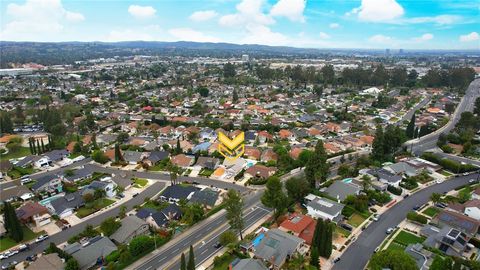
[65,236,117,270]
[49,191,84,215]
[110,216,148,244]
[254,228,304,268]
[306,196,344,217]
[324,181,361,201]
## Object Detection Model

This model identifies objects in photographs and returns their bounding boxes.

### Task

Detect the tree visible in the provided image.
[305,140,329,188]
[168,164,180,186]
[119,205,127,218]
[361,175,372,191]
[224,189,245,240]
[65,258,80,270]
[73,142,82,154]
[310,247,319,268]
[114,143,123,162]
[182,203,205,225]
[129,235,154,256]
[100,217,121,236]
[474,97,480,115]
[261,176,287,219]
[372,125,385,161]
[117,132,129,143]
[430,193,442,204]
[92,150,109,164]
[406,113,416,139]
[219,230,237,247]
[232,88,239,102]
[197,86,209,97]
[180,253,186,270]
[0,112,13,133]
[223,62,236,78]
[3,201,23,242]
[285,177,311,202]
[430,255,453,270]
[369,249,418,270]
[187,245,195,270]
[312,219,333,258]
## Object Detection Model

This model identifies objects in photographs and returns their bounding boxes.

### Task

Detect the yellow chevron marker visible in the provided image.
[218,131,245,161]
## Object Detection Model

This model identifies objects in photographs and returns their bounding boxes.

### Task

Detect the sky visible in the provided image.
[0,0,479,50]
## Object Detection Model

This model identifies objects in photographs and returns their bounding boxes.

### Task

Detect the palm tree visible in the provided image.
[361,175,372,191]
[430,193,442,204]
[168,164,179,186]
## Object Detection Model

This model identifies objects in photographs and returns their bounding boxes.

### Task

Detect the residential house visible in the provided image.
[245,165,277,179]
[404,243,434,270]
[82,180,117,198]
[110,216,149,244]
[279,213,316,245]
[144,204,183,229]
[231,259,268,270]
[33,157,52,168]
[63,167,93,183]
[15,156,42,168]
[244,146,261,160]
[199,128,217,141]
[213,158,247,181]
[43,149,69,163]
[46,191,85,218]
[192,142,212,153]
[122,151,147,165]
[142,151,169,167]
[261,149,278,163]
[30,174,63,194]
[253,228,305,269]
[366,168,402,187]
[324,181,361,202]
[195,157,220,170]
[434,210,480,236]
[64,236,117,270]
[16,202,51,227]
[304,194,344,222]
[159,185,199,204]
[405,158,442,172]
[189,189,219,208]
[472,188,480,200]
[26,253,64,270]
[0,185,33,202]
[422,225,470,257]
[171,154,195,168]
[384,162,420,178]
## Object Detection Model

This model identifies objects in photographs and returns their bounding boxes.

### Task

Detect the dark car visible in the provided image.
[213,242,222,249]
[413,205,420,210]
[132,193,139,198]
[340,223,353,232]
[25,255,37,262]
[333,257,341,263]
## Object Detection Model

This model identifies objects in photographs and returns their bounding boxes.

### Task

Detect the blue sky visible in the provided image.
[1,0,479,50]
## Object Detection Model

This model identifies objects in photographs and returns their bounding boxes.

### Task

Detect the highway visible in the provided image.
[1,182,167,265]
[332,172,480,270]
[405,79,480,155]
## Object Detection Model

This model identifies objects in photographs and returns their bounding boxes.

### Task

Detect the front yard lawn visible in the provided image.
[393,231,424,247]
[76,198,115,218]
[199,168,214,177]
[0,226,45,252]
[347,213,366,228]
[0,147,31,160]
[335,226,351,238]
[422,207,440,218]
[7,166,36,179]
[133,178,148,188]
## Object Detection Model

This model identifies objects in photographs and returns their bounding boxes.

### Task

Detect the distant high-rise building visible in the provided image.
[241,54,249,62]
[399,49,404,54]
[385,49,391,55]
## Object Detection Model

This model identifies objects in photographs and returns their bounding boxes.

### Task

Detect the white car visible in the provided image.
[469,179,476,183]
[372,214,380,221]
[386,228,394,234]
[35,234,49,243]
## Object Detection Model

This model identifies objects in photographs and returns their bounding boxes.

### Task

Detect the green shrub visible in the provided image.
[406,211,428,224]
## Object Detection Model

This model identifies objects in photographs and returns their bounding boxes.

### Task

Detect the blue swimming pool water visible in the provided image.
[342,178,353,183]
[252,233,265,247]
[39,194,63,206]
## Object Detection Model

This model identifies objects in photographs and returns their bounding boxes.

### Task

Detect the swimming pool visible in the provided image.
[342,178,353,183]
[252,233,265,247]
[39,194,63,206]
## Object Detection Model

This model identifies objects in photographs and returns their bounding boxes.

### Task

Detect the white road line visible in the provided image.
[200,249,209,255]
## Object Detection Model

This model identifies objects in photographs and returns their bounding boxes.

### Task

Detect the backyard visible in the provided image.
[0,226,45,252]
[76,198,115,218]
[387,230,425,252]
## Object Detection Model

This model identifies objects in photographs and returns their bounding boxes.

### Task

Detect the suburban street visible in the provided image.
[1,182,167,265]
[332,172,480,270]
[395,94,432,126]
[406,78,480,155]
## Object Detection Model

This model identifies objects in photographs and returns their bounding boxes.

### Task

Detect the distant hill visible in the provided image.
[0,40,478,68]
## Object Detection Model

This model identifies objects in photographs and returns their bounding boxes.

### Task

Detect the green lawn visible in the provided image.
[7,166,36,179]
[393,231,424,246]
[76,198,115,218]
[335,226,351,238]
[212,253,236,270]
[199,168,214,177]
[0,147,31,160]
[347,213,366,228]
[422,207,440,218]
[440,170,454,177]
[386,242,408,252]
[133,178,148,188]
[142,201,169,211]
[0,226,45,252]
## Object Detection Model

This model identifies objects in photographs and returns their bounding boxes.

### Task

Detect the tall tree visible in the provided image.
[114,143,123,162]
[223,62,236,78]
[232,88,239,103]
[261,176,287,219]
[187,245,195,270]
[371,125,385,161]
[406,113,416,139]
[4,202,23,242]
[285,177,311,202]
[224,189,245,240]
[180,253,186,270]
[305,140,329,188]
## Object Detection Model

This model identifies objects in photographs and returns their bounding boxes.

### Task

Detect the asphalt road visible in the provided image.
[133,190,265,270]
[0,158,92,190]
[1,181,166,265]
[332,172,480,270]
[433,152,480,167]
[83,164,249,193]
[406,79,480,155]
[395,95,431,126]
[137,205,271,270]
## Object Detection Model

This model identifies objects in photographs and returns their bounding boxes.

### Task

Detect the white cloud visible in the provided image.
[329,23,340,29]
[405,15,461,25]
[1,0,85,41]
[168,28,221,42]
[319,32,330,39]
[413,33,433,42]
[128,5,156,19]
[459,32,479,42]
[219,0,274,27]
[189,10,218,22]
[270,0,306,22]
[241,24,288,45]
[348,0,404,22]
[369,34,392,43]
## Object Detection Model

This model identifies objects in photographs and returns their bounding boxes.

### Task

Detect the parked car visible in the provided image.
[132,193,139,198]
[18,244,29,252]
[35,234,49,243]
[25,255,37,262]
[333,257,341,263]
[386,228,394,234]
[1,261,17,270]
[372,214,380,221]
[340,223,353,232]
[213,242,222,249]
[413,205,421,210]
